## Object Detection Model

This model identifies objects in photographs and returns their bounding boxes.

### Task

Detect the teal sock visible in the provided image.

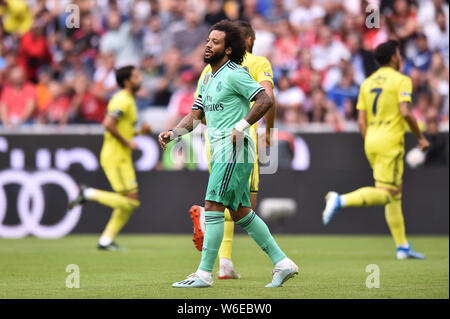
[237,210,286,265]
[198,211,224,273]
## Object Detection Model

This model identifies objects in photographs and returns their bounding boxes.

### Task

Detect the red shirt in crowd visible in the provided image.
[43,96,71,123]
[0,83,36,122]
[18,31,53,82]
[78,91,106,123]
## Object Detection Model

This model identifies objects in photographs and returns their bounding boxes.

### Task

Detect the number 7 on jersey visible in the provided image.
[370,88,383,115]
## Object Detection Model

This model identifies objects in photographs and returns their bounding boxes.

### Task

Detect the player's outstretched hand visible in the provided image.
[231,128,244,146]
[158,131,174,150]
[418,137,430,152]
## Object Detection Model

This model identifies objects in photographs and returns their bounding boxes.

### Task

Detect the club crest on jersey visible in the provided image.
[203,74,210,85]
[373,75,387,85]
[216,81,222,92]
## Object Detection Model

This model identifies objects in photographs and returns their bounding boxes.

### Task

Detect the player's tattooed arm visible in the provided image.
[400,102,430,151]
[260,80,276,146]
[232,90,273,146]
[158,109,204,150]
[245,90,273,125]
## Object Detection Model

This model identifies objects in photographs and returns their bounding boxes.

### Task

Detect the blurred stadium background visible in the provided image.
[0,0,448,238]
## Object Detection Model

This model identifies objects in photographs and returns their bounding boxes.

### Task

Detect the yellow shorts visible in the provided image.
[365,148,404,191]
[102,159,138,194]
[205,126,259,193]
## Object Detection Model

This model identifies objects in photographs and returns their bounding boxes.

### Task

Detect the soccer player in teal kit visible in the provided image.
[158,20,298,288]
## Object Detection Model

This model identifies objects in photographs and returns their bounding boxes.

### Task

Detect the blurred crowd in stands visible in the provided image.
[0,0,448,132]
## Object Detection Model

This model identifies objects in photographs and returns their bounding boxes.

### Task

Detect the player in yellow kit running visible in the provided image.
[188,20,276,279]
[69,65,151,250]
[322,40,430,259]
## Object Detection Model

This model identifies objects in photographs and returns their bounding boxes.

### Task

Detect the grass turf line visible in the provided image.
[0,235,448,299]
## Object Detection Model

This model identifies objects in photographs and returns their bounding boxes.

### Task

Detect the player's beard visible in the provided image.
[131,82,142,93]
[204,49,226,65]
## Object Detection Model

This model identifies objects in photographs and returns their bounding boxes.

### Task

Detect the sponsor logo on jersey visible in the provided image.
[204,104,224,112]
[400,92,411,97]
[264,71,273,78]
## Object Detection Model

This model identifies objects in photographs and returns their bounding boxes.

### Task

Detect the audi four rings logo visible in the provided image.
[0,170,82,238]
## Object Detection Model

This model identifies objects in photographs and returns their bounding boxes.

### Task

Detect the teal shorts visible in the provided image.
[205,142,254,211]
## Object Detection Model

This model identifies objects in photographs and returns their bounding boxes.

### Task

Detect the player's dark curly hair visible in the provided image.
[209,20,246,65]
[373,40,399,66]
[115,65,135,88]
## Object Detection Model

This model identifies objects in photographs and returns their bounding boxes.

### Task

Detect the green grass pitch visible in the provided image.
[0,235,448,299]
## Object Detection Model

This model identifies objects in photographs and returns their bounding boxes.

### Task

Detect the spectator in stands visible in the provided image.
[166,69,196,128]
[346,31,378,85]
[305,87,339,126]
[405,33,432,74]
[428,52,449,121]
[264,0,289,24]
[311,25,351,72]
[274,73,307,124]
[423,7,449,64]
[327,66,359,121]
[386,0,418,41]
[289,0,325,33]
[240,0,259,21]
[250,14,275,57]
[73,13,102,72]
[92,51,118,101]
[35,68,53,116]
[171,7,209,65]
[204,0,229,26]
[99,10,143,67]
[143,15,164,61]
[0,66,36,127]
[424,107,448,166]
[413,91,433,131]
[271,18,301,71]
[363,11,390,50]
[38,80,72,125]
[17,11,52,83]
[153,47,182,106]
[71,73,106,124]
[409,67,430,104]
[290,48,322,95]
[140,54,164,106]
[417,0,449,30]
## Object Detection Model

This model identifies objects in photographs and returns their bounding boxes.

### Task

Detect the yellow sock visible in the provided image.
[385,194,408,246]
[218,208,234,260]
[87,188,140,210]
[101,208,134,241]
[341,187,392,207]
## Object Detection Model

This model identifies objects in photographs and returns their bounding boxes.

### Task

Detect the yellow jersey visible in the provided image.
[194,52,274,133]
[356,66,412,153]
[100,89,137,166]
